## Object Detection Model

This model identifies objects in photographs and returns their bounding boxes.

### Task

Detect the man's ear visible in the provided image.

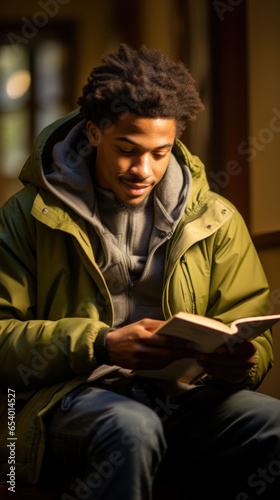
[87,121,103,147]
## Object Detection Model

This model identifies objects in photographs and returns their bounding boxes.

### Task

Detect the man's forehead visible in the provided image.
[114,136,174,149]
[108,114,176,142]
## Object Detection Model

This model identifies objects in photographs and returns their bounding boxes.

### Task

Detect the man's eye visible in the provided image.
[153,151,168,159]
[119,147,134,155]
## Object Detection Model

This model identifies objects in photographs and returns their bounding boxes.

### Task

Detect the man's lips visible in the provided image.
[120,179,153,195]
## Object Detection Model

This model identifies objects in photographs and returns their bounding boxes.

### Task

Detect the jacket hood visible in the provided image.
[172,138,212,217]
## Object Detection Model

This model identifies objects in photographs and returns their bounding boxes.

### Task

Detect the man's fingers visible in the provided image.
[216,341,257,356]
[196,344,257,384]
[197,351,256,368]
[106,319,197,369]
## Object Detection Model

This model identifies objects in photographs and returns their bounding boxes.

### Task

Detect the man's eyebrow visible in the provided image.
[114,137,173,148]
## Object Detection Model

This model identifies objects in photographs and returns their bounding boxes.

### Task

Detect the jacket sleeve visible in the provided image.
[0,191,109,391]
[207,207,273,389]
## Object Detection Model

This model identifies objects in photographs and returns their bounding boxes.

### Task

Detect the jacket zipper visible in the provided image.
[164,205,208,277]
[126,232,173,319]
[181,256,196,314]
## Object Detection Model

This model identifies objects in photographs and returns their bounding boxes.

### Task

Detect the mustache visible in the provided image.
[119,176,153,186]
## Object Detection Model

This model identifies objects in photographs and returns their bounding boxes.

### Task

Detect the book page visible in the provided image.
[156,315,231,353]
[234,315,280,342]
[164,312,232,334]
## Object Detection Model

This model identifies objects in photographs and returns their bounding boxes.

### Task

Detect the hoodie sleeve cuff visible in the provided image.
[94,327,114,365]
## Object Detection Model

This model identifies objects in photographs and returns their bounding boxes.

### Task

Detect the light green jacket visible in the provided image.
[0,110,273,484]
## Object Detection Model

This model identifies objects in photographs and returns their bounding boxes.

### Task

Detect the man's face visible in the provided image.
[87,113,176,205]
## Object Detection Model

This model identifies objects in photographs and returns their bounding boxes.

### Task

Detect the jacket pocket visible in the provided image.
[60,384,88,412]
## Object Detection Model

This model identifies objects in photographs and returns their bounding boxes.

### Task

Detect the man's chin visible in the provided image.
[112,194,151,212]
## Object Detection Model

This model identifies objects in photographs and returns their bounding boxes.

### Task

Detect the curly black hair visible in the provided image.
[77,43,204,137]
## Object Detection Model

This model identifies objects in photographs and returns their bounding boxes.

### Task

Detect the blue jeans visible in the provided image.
[44,374,280,500]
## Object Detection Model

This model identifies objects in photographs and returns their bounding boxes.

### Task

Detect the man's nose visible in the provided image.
[130,154,153,178]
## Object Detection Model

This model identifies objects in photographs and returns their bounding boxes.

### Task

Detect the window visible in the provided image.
[0,24,75,178]
[0,45,30,177]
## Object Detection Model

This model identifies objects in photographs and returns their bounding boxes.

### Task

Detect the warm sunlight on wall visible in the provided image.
[247,0,280,235]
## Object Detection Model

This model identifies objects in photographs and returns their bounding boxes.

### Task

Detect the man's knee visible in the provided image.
[118,402,166,455]
[91,400,166,458]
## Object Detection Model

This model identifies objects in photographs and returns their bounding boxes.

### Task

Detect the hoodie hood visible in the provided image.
[19,110,97,221]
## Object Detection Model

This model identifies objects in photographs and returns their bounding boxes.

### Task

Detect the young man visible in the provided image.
[0,44,279,499]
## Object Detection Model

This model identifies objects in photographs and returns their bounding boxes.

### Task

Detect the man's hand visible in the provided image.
[106,319,257,383]
[106,318,196,370]
[196,341,257,384]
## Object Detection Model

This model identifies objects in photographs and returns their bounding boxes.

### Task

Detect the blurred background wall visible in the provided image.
[0,0,280,397]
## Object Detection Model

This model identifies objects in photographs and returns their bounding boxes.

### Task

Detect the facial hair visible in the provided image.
[112,193,152,213]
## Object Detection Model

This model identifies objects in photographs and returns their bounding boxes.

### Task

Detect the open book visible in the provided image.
[136,311,280,384]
